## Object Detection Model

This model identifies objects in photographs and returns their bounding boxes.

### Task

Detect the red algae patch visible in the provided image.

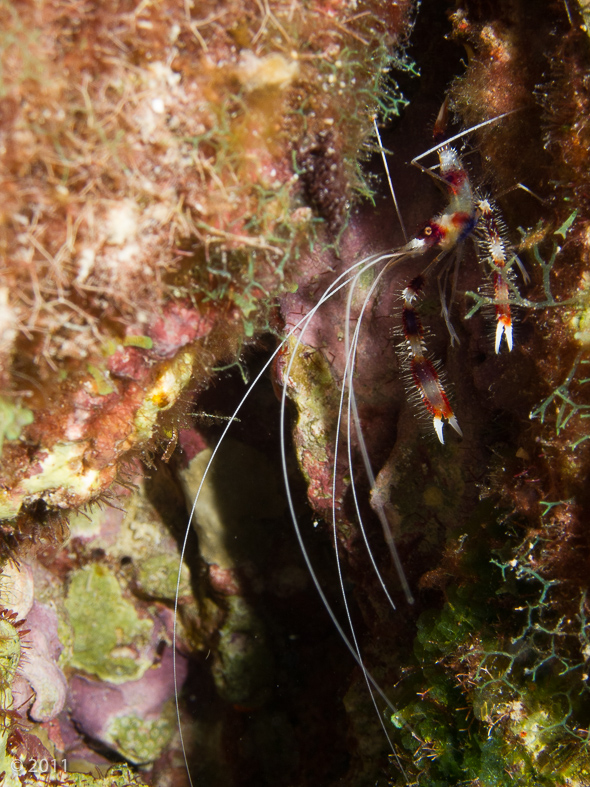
[0,0,414,526]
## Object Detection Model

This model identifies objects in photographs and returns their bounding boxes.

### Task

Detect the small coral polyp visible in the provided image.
[0,0,413,529]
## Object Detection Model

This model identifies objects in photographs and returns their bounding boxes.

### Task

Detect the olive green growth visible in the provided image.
[86,364,115,396]
[0,617,20,699]
[107,705,175,765]
[65,564,153,684]
[0,613,22,787]
[67,765,148,787]
[387,520,590,786]
[0,396,33,456]
[136,553,191,601]
[123,335,153,350]
[211,596,274,707]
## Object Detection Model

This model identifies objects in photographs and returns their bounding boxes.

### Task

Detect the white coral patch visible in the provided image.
[0,561,34,620]
[511,710,551,759]
[0,286,17,356]
[133,351,194,441]
[0,491,20,519]
[22,441,100,500]
[115,241,142,266]
[237,50,299,92]
[148,61,181,91]
[105,201,139,246]
[75,247,96,284]
[136,103,160,142]
[132,62,183,143]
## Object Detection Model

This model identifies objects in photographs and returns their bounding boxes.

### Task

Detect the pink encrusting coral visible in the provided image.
[15,601,68,723]
[0,0,415,530]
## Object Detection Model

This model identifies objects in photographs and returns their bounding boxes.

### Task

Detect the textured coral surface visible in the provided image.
[0,0,410,525]
[0,0,415,783]
[2,0,590,785]
[268,0,590,784]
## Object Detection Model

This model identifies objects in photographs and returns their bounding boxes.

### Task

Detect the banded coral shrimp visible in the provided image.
[169,93,542,785]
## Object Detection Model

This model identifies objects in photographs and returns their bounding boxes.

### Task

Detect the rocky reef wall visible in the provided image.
[1,0,590,785]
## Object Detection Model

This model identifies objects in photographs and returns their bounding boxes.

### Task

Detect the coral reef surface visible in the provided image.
[274,0,590,784]
[2,0,590,785]
[0,0,411,529]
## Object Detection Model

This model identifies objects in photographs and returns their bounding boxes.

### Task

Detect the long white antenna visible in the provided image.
[173,249,410,784]
[412,109,520,165]
[373,116,408,244]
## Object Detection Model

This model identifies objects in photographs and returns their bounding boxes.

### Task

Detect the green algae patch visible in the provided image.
[211,595,274,707]
[65,564,153,684]
[107,705,175,765]
[66,766,148,786]
[123,335,153,350]
[136,553,191,601]
[87,363,115,395]
[0,396,33,456]
[0,613,23,787]
[0,614,21,713]
[388,520,590,786]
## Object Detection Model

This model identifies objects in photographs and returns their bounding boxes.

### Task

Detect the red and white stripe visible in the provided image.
[401,276,462,444]
[476,199,514,353]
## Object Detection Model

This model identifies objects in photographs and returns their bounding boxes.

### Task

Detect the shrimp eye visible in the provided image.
[418,222,442,246]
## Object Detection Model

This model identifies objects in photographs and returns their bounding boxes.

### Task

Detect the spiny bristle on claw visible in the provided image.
[401,276,462,443]
[476,199,516,354]
[410,357,462,443]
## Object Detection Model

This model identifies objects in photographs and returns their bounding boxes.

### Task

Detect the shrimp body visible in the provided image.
[396,142,480,440]
[173,112,526,787]
[394,130,521,440]
[405,144,477,256]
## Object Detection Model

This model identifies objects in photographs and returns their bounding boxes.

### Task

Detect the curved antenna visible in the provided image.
[327,261,412,777]
[174,108,520,785]
[277,249,410,707]
[411,109,521,168]
[173,248,409,784]
[342,261,415,605]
